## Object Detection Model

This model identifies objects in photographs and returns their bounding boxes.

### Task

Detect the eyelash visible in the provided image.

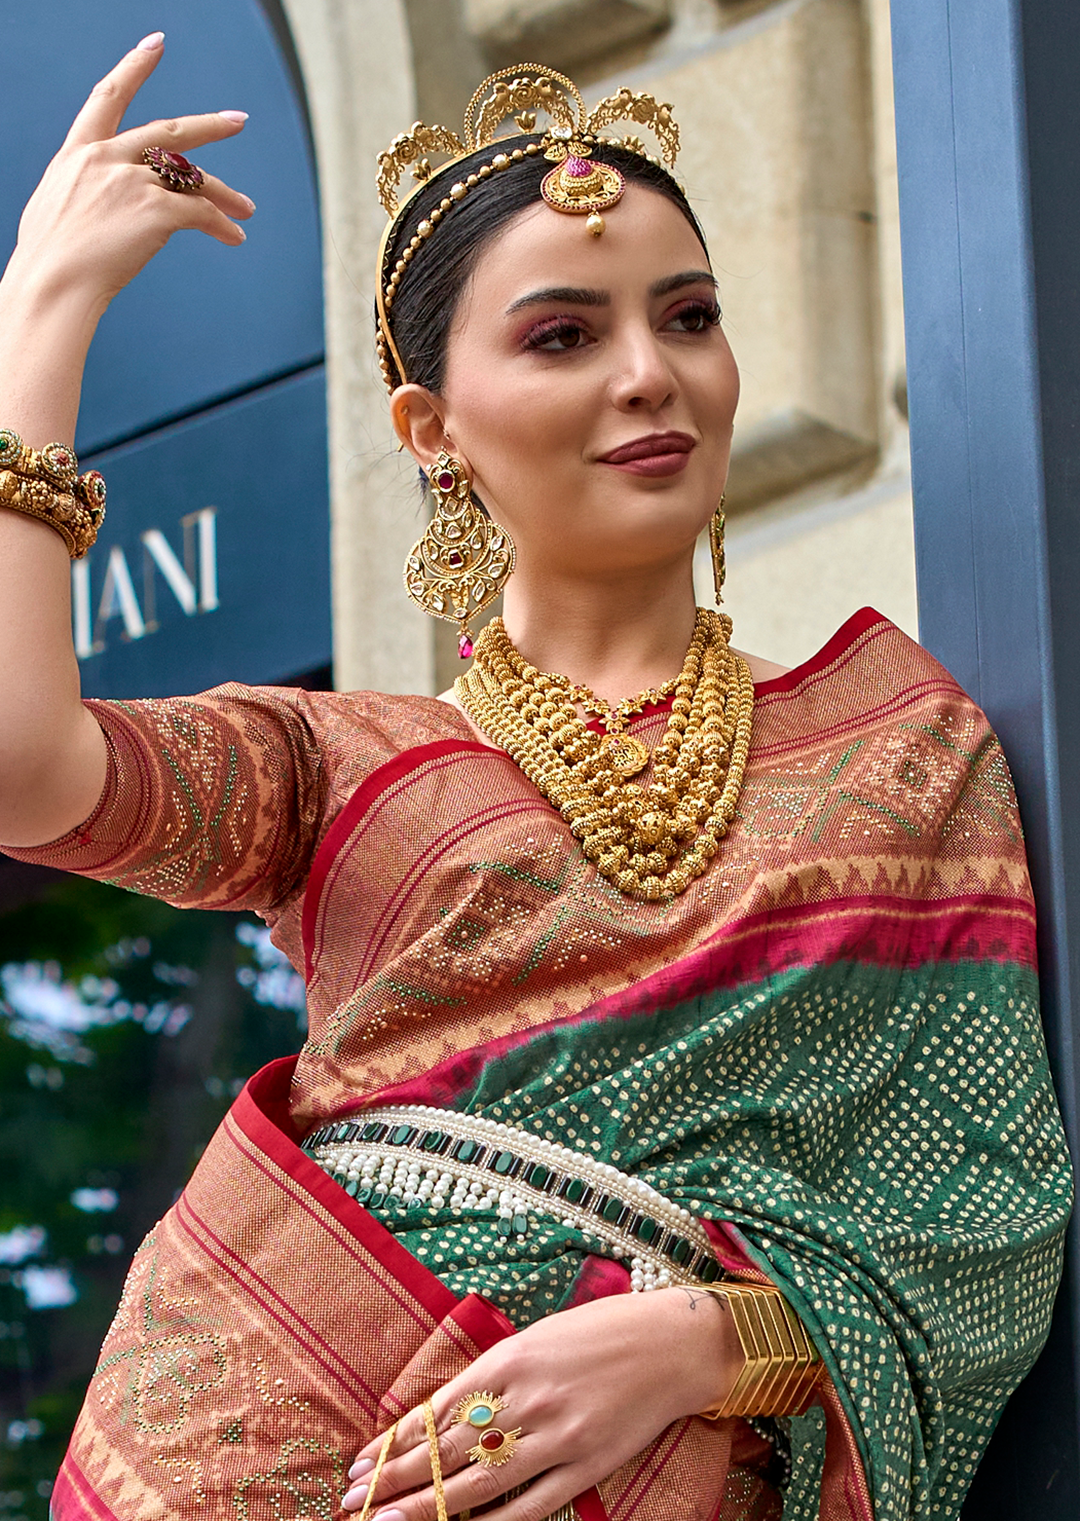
[520,298,722,352]
[667,297,723,332]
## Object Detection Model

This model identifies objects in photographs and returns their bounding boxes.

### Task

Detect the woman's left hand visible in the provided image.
[342,1285,738,1521]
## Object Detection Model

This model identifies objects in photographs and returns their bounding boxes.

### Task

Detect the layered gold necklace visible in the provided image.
[454,610,754,900]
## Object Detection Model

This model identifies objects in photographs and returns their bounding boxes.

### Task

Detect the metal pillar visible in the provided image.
[890,0,1080,1513]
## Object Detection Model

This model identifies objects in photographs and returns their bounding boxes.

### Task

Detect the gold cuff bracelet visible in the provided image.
[0,431,106,559]
[697,1281,821,1421]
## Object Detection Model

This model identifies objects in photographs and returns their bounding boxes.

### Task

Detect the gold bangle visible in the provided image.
[0,430,78,491]
[0,469,102,560]
[696,1281,821,1421]
[0,429,106,560]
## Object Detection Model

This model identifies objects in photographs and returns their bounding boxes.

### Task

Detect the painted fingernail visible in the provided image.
[372,1512,407,1521]
[136,31,165,50]
[341,1484,368,1510]
[348,1458,375,1481]
[219,110,249,123]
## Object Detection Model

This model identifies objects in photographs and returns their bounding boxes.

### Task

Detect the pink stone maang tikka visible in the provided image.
[540,124,625,237]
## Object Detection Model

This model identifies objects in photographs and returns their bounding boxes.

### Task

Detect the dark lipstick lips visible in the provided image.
[599,432,696,464]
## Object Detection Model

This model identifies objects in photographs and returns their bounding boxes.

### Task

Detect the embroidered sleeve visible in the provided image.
[1,685,327,915]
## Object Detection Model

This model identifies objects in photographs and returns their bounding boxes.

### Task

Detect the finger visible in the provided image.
[65,34,166,148]
[351,1379,495,1473]
[141,165,255,222]
[181,195,249,247]
[345,1438,547,1520]
[349,1404,467,1495]
[117,110,249,158]
[188,170,256,221]
[352,1402,430,1471]
[355,1404,426,1461]
[346,1420,474,1506]
[478,1467,586,1521]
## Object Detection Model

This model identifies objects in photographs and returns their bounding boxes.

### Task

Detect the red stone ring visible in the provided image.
[142,146,205,192]
[453,1391,522,1469]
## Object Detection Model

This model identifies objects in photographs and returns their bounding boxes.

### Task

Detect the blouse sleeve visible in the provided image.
[1,684,328,916]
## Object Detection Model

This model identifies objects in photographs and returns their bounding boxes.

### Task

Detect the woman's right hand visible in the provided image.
[9,31,254,315]
[0,32,255,852]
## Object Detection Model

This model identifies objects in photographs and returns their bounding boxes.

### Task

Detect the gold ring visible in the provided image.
[143,146,205,192]
[466,1426,521,1467]
[453,1393,520,1469]
[452,1392,505,1431]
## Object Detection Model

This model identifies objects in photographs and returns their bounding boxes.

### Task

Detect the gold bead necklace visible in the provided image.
[454,609,754,900]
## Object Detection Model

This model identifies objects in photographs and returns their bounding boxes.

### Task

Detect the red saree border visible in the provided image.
[52,1452,119,1521]
[299,610,905,979]
[752,606,889,699]
[230,1058,611,1521]
[368,892,1036,1112]
[235,1057,463,1325]
[233,1063,545,1350]
[749,673,962,761]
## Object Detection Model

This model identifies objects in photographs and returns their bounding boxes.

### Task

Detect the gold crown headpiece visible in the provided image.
[375,64,681,393]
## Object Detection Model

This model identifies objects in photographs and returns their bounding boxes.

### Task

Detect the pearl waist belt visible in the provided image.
[302,1103,725,1292]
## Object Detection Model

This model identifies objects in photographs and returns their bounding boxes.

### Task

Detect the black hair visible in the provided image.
[379,136,709,394]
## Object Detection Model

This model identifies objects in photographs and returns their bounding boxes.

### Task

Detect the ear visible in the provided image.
[390,384,457,470]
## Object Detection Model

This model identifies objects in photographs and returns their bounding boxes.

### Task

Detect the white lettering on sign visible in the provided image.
[71,507,219,659]
[142,531,197,617]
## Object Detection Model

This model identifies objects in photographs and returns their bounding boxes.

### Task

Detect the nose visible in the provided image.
[609,321,678,412]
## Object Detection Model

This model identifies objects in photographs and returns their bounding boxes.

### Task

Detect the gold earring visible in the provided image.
[403,450,516,657]
[709,495,726,605]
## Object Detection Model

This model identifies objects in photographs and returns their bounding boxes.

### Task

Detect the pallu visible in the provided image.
[9,609,1072,1521]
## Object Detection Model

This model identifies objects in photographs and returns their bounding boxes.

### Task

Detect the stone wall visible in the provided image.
[282,0,913,691]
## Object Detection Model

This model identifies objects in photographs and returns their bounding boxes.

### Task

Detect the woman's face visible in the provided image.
[413,182,739,582]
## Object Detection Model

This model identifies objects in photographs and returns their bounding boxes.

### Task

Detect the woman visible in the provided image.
[0,35,1070,1521]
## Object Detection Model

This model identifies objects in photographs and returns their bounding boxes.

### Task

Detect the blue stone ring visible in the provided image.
[453,1392,506,1431]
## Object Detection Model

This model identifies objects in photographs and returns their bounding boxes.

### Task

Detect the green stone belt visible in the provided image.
[302,1103,724,1291]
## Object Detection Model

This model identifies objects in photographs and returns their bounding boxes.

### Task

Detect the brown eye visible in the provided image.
[666,300,722,333]
[522,319,593,352]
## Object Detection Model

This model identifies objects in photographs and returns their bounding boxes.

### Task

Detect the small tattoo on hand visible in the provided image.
[676,1286,714,1311]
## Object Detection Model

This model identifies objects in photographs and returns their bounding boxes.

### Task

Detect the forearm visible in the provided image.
[0,262,108,846]
[0,251,104,443]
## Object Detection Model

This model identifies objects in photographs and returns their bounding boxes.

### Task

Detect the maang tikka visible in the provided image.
[403,451,516,658]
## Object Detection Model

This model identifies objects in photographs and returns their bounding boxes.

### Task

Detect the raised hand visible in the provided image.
[11,32,254,315]
[0,33,256,852]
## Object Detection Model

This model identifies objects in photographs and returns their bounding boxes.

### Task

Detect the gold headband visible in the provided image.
[374,64,681,393]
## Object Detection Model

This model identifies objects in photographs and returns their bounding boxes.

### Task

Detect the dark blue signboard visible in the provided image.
[78,370,328,695]
[0,0,329,697]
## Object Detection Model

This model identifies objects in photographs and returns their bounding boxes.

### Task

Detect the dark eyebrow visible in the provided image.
[506,285,609,313]
[650,269,718,298]
[505,269,717,315]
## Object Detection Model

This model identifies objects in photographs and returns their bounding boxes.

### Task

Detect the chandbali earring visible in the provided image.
[403,450,516,658]
[709,495,726,605]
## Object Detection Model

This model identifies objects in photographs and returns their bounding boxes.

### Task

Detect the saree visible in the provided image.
[8,608,1071,1521]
